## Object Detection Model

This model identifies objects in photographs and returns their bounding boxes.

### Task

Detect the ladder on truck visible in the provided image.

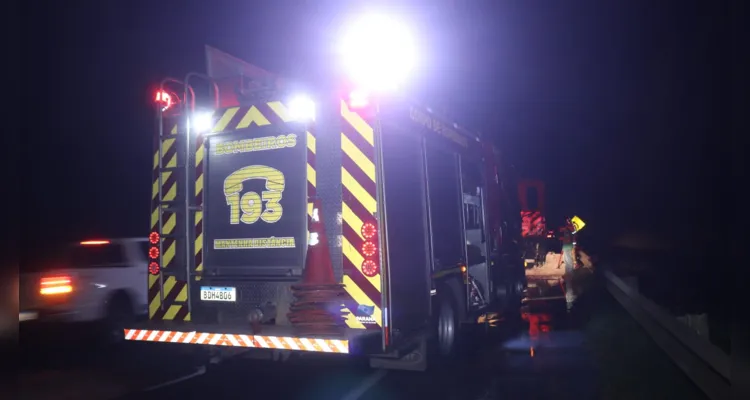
[153,75,219,317]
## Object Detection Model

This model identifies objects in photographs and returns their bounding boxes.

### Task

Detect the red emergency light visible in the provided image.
[155,90,175,111]
[360,221,380,277]
[148,238,161,275]
[148,262,160,275]
[149,232,160,244]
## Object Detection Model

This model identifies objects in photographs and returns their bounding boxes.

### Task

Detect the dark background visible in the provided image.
[20,0,728,268]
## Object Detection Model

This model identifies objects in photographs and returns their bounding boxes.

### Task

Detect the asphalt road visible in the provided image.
[14,270,708,400]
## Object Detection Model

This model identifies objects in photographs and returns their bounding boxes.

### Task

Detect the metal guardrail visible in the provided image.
[604,270,731,400]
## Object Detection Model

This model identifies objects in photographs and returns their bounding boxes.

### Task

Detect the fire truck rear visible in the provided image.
[126,21,524,371]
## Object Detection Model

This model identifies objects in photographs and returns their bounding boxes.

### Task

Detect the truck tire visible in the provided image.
[431,278,466,363]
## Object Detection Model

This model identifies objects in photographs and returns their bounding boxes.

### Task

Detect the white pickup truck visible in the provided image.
[19,238,149,342]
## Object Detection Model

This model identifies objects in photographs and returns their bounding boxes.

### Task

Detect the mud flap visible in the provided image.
[369,339,427,372]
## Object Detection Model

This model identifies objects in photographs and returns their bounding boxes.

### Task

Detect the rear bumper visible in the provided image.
[123,322,381,355]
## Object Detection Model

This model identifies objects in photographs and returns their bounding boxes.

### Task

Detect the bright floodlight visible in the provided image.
[288,94,316,121]
[191,111,214,133]
[339,13,417,92]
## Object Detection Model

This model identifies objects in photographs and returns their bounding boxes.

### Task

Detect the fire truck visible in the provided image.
[125,41,525,371]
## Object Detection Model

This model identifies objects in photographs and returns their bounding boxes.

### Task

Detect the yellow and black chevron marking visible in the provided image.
[340,100,382,330]
[149,120,190,321]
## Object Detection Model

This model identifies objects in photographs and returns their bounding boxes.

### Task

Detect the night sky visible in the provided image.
[20,0,728,266]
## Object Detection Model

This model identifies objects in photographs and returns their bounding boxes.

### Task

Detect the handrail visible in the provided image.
[603,269,730,400]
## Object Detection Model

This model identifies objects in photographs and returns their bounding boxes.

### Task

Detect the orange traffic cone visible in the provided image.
[300,202,336,285]
[288,199,348,336]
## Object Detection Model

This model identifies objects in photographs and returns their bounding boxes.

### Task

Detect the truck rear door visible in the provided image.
[202,107,308,278]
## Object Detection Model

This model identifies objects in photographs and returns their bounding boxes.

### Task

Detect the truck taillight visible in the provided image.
[361,222,377,240]
[148,262,160,275]
[148,232,161,275]
[362,260,379,277]
[40,276,73,295]
[360,221,380,277]
[148,247,160,259]
[361,241,377,257]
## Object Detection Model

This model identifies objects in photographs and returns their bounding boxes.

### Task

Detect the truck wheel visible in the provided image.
[104,293,135,345]
[431,278,466,363]
[436,291,459,357]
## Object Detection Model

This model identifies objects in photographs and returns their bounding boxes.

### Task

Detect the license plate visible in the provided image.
[200,286,236,302]
[527,283,537,288]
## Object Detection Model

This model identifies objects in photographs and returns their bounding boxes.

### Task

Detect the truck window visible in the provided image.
[66,243,127,268]
[461,158,487,263]
[425,145,464,271]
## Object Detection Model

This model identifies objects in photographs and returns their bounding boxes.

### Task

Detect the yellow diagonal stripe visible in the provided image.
[163,183,177,202]
[343,275,382,327]
[341,133,375,182]
[195,210,202,226]
[195,227,204,281]
[162,214,176,235]
[163,285,187,320]
[152,138,175,169]
[342,236,380,291]
[340,100,374,146]
[195,264,203,282]
[342,167,376,214]
[342,203,364,240]
[307,203,314,218]
[195,173,203,197]
[343,307,366,329]
[150,186,178,228]
[267,101,291,122]
[213,107,239,132]
[163,241,176,267]
[196,143,205,166]
[148,273,159,291]
[307,131,316,153]
[163,305,182,320]
[150,209,158,230]
[152,153,178,199]
[307,164,316,187]
[195,233,203,255]
[150,275,175,317]
[236,106,270,128]
[171,125,177,134]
